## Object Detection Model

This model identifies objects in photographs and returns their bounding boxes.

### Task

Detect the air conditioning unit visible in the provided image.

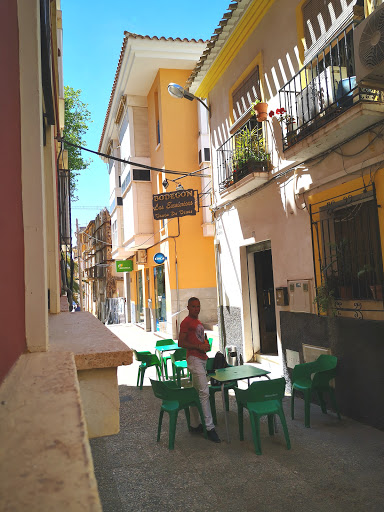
[297,66,347,126]
[136,249,147,264]
[354,3,384,89]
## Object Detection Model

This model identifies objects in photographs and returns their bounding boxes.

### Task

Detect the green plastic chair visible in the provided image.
[150,379,207,449]
[235,377,291,455]
[155,339,176,379]
[170,348,189,387]
[133,350,162,390]
[291,354,341,428]
[206,357,237,425]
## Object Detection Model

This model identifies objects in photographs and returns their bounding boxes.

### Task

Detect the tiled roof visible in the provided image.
[98,32,207,152]
[186,1,244,92]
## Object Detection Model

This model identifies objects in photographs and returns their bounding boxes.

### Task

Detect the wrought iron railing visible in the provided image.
[217,118,270,192]
[310,183,384,317]
[279,23,384,151]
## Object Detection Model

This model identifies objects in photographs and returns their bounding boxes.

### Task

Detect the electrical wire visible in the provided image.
[57,137,211,178]
[78,175,213,258]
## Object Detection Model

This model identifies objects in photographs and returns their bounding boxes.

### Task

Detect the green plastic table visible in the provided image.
[209,365,270,442]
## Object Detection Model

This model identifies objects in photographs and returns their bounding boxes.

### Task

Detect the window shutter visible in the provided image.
[302,0,355,55]
[232,66,260,122]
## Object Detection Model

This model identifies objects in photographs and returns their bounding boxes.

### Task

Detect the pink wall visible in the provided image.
[0,0,26,383]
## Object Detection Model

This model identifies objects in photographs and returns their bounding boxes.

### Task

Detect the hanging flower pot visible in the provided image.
[252,100,268,121]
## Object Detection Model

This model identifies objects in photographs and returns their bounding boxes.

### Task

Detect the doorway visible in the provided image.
[154,264,166,332]
[136,270,144,324]
[248,242,277,356]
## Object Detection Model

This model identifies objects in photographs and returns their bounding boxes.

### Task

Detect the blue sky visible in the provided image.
[62,0,229,231]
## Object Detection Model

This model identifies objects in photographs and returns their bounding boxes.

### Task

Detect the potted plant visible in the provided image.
[357,263,383,300]
[251,99,268,122]
[269,107,297,142]
[313,283,337,316]
[232,125,270,179]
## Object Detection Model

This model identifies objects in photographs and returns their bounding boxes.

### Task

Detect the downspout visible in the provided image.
[214,235,226,352]
[169,218,181,337]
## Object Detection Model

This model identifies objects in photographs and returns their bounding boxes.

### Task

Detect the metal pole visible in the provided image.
[76,218,83,311]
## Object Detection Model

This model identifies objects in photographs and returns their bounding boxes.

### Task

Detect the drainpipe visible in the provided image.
[214,237,226,351]
[169,218,181,337]
[76,218,83,311]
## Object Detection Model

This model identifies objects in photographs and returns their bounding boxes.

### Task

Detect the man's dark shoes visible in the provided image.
[207,428,221,443]
[190,424,203,434]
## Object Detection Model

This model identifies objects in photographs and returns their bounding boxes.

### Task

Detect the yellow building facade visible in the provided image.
[99,35,217,337]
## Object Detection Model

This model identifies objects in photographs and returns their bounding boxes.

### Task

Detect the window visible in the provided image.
[115,95,127,125]
[121,171,131,194]
[232,66,261,123]
[310,184,383,301]
[112,220,117,248]
[217,117,269,191]
[119,110,129,142]
[199,148,211,164]
[107,142,114,173]
[132,168,150,181]
[302,0,355,57]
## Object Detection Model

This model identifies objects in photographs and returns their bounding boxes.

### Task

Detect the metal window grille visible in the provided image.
[278,22,384,151]
[217,117,269,191]
[310,183,384,305]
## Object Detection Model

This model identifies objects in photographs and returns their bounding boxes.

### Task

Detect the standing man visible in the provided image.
[178,297,221,443]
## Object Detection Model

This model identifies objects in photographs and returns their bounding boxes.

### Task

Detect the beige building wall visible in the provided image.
[18,0,49,352]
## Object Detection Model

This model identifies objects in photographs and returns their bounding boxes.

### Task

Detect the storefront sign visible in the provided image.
[116,260,133,272]
[154,252,167,264]
[152,189,198,220]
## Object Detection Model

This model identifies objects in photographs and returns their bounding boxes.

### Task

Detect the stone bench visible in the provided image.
[0,351,102,511]
[49,311,133,438]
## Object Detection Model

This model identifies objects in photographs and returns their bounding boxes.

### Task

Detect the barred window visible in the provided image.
[310,184,383,302]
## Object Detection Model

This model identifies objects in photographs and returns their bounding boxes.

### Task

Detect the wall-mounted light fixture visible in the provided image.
[167,83,210,112]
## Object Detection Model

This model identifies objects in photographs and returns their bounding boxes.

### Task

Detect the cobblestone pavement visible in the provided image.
[90,323,384,512]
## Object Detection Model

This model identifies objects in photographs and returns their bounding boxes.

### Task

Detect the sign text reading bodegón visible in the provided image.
[152,189,198,220]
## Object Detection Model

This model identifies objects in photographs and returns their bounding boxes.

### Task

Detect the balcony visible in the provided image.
[217,119,271,194]
[279,23,384,161]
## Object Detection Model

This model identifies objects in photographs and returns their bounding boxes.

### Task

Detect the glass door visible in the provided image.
[154,265,166,331]
[136,270,144,324]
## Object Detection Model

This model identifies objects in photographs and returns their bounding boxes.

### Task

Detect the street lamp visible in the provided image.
[167,83,210,112]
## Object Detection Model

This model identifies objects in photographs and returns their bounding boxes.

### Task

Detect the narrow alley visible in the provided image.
[90,324,384,512]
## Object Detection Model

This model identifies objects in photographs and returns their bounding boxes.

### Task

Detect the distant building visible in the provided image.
[80,208,123,321]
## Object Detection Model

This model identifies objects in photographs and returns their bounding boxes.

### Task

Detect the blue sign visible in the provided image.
[154,252,167,264]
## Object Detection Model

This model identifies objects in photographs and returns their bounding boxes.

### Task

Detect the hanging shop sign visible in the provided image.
[153,252,167,264]
[116,260,133,272]
[152,189,199,220]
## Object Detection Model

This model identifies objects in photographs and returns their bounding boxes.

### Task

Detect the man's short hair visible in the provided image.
[188,297,199,305]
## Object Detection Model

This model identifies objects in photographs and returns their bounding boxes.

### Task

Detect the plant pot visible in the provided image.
[254,102,268,122]
[339,286,353,300]
[370,284,383,301]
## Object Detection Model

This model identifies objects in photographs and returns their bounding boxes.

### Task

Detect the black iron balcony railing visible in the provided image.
[279,22,384,151]
[217,118,271,192]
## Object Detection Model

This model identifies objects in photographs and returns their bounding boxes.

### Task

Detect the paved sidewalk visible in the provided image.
[90,324,384,512]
